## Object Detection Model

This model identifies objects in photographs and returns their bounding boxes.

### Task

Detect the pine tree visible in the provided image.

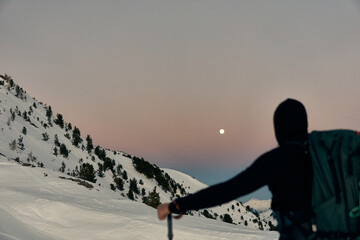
[42,133,49,141]
[103,157,115,172]
[79,163,96,183]
[97,163,104,177]
[46,106,53,119]
[10,109,15,121]
[122,170,128,180]
[27,152,36,163]
[142,187,161,208]
[59,161,66,172]
[223,214,233,224]
[94,146,106,160]
[202,210,215,219]
[22,126,27,135]
[114,177,124,191]
[72,126,81,147]
[54,113,64,128]
[53,147,58,156]
[127,189,135,200]
[116,164,123,175]
[18,137,24,150]
[129,178,140,194]
[86,135,94,153]
[9,140,16,151]
[59,144,69,158]
[22,111,28,121]
[15,85,24,99]
[54,134,60,146]
[3,74,14,87]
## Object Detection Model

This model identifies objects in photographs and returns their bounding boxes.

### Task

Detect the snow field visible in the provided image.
[0,159,279,240]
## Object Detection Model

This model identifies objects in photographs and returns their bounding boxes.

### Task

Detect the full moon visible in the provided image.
[219,129,225,135]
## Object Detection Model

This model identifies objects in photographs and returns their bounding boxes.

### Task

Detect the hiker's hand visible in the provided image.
[157,203,170,220]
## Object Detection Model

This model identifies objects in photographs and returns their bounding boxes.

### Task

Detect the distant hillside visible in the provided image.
[245,199,277,231]
[0,74,275,230]
[245,199,271,214]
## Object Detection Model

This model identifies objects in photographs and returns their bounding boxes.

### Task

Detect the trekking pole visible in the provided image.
[167,214,173,240]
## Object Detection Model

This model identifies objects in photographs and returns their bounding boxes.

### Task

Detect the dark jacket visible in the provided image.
[169,99,313,238]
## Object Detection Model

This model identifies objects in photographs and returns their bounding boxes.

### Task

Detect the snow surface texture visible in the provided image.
[0,77,278,239]
[0,159,278,240]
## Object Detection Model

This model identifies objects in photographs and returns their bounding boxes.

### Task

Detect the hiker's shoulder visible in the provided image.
[254,147,282,164]
[263,146,282,156]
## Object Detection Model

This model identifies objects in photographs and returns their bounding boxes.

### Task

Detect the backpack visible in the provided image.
[308,130,360,239]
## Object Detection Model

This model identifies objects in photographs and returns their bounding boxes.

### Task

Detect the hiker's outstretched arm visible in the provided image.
[166,152,272,214]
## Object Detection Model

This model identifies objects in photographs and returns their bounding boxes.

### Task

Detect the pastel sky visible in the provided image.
[1,1,360,199]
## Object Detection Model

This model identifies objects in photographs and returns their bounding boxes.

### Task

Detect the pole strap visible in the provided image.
[171,200,183,219]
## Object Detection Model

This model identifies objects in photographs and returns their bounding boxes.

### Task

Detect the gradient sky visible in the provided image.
[1,1,360,199]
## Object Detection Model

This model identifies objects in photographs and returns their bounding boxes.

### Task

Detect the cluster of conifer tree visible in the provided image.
[131,156,187,198]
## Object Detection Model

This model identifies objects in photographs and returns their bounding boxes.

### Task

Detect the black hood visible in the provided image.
[274,99,308,145]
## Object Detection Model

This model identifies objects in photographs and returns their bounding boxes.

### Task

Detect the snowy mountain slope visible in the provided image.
[244,199,277,228]
[163,168,276,230]
[0,158,279,240]
[245,199,271,214]
[0,75,276,234]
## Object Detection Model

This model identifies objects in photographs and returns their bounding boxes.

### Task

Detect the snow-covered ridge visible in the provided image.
[0,75,277,236]
[245,199,272,214]
[244,198,277,230]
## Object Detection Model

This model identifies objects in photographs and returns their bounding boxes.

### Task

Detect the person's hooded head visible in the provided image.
[274,99,308,145]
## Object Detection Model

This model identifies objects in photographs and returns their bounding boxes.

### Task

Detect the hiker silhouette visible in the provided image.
[158,98,313,240]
